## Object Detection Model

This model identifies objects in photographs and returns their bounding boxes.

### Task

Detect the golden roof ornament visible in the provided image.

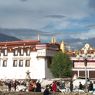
[51,36,56,44]
[60,40,65,53]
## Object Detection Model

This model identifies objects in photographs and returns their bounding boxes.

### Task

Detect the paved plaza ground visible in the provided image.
[0,92,94,95]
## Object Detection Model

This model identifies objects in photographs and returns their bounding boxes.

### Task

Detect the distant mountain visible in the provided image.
[0,28,43,40]
[0,33,20,42]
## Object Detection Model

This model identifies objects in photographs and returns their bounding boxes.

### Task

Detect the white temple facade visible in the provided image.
[0,40,60,80]
[71,43,95,79]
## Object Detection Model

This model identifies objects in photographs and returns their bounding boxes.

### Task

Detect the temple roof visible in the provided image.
[0,40,40,47]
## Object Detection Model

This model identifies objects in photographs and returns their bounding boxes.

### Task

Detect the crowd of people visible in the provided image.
[28,80,62,95]
[0,79,95,95]
[5,79,42,92]
[0,79,63,95]
[69,80,95,92]
[43,80,95,94]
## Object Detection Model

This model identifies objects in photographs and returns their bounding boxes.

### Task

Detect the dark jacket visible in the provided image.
[43,88,50,95]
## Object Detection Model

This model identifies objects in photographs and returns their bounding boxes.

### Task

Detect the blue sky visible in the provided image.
[0,0,95,49]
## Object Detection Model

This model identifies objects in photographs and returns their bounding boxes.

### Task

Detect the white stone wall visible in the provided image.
[0,43,59,80]
[0,50,46,80]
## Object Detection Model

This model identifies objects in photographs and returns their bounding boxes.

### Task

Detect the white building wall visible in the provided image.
[0,50,46,80]
[74,62,85,68]
[0,43,59,80]
[36,49,56,79]
[0,52,13,79]
[30,52,45,79]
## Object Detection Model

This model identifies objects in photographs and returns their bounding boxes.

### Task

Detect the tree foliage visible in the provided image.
[50,51,72,78]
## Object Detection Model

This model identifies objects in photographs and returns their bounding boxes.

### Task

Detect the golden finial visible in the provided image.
[60,40,65,53]
[51,36,56,43]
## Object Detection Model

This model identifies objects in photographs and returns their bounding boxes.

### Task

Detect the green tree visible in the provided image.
[50,51,72,78]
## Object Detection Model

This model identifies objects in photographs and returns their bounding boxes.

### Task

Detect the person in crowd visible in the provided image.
[43,85,51,95]
[32,80,37,92]
[13,80,17,91]
[61,81,65,89]
[28,81,33,92]
[36,80,41,92]
[70,80,73,92]
[93,81,95,92]
[79,82,83,90]
[52,81,57,92]
[49,84,52,91]
[8,81,12,92]
[88,81,93,92]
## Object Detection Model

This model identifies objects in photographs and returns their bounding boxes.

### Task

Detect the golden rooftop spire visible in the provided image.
[60,40,65,53]
[51,36,56,43]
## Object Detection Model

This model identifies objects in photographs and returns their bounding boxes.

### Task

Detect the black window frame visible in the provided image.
[14,49,18,56]
[26,48,30,56]
[19,48,24,56]
[0,50,1,56]
[25,60,30,67]
[19,60,23,67]
[3,60,7,67]
[3,49,8,56]
[13,60,18,67]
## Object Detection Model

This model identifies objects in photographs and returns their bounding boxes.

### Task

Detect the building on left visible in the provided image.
[0,40,60,80]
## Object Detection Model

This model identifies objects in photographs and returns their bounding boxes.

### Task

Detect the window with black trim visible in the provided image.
[19,48,24,56]
[19,60,23,67]
[13,60,17,67]
[14,49,18,56]
[3,60,7,67]
[25,60,30,67]
[26,48,30,56]
[3,49,7,56]
[0,50,1,56]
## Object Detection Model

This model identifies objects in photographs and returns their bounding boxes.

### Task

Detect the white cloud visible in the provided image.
[67,29,95,40]
[0,0,91,29]
[0,0,95,47]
